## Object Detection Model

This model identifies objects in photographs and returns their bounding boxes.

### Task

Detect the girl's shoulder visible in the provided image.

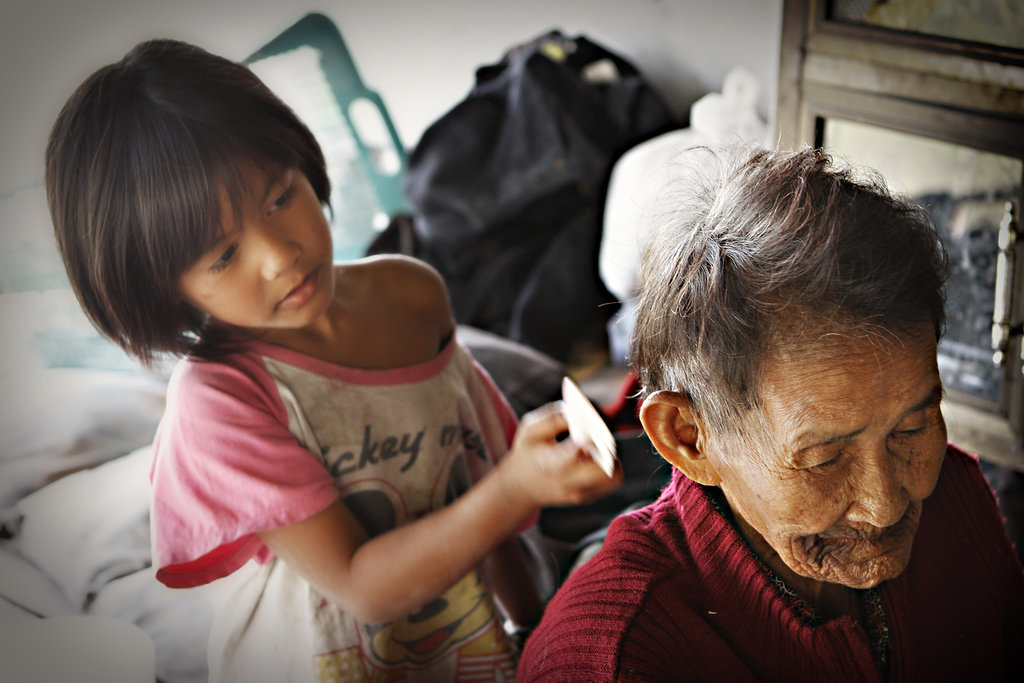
[342,253,444,288]
[337,255,452,323]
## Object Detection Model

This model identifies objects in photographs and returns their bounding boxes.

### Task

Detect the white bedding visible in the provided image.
[1,444,213,683]
[0,365,211,683]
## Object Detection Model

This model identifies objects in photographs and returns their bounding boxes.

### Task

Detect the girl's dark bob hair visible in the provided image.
[46,38,330,366]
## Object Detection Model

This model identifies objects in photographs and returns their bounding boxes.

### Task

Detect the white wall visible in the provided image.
[0,0,783,194]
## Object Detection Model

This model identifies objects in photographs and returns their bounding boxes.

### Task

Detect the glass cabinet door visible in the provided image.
[821,118,1023,465]
[776,0,1024,468]
[828,0,1024,51]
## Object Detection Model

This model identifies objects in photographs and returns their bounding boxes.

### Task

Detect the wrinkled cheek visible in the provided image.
[793,534,826,568]
[779,535,834,583]
[792,483,850,535]
[779,496,854,573]
[791,533,849,568]
[906,443,945,500]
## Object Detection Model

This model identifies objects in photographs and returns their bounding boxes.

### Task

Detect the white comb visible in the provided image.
[562,377,618,477]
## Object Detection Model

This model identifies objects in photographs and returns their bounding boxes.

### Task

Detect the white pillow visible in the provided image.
[0,366,166,506]
[12,445,214,683]
[0,542,77,617]
[12,445,154,609]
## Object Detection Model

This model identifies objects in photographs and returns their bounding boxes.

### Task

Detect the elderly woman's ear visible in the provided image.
[640,391,722,486]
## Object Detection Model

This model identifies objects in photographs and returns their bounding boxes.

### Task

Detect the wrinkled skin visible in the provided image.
[710,329,947,593]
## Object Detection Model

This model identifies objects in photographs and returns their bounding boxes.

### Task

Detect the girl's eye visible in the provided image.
[210,243,238,273]
[270,185,295,211]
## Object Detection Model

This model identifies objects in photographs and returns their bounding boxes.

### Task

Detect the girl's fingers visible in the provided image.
[517,401,569,442]
[506,401,624,506]
[557,444,621,492]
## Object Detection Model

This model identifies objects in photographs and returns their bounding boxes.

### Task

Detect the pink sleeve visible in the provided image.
[150,354,339,588]
[474,359,518,450]
[468,354,540,532]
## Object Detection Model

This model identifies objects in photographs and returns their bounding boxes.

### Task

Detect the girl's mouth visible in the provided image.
[277,267,318,310]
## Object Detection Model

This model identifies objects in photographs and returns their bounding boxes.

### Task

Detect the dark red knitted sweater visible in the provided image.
[519,445,1024,682]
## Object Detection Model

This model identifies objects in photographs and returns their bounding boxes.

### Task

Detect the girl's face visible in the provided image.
[178,162,335,337]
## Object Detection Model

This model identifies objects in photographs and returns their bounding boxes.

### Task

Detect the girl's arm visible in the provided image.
[258,405,620,624]
[482,535,543,630]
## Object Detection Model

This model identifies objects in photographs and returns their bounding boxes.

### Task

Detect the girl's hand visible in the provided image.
[259,400,621,625]
[498,401,624,509]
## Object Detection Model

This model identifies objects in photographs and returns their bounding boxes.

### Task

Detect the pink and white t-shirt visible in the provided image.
[150,335,520,682]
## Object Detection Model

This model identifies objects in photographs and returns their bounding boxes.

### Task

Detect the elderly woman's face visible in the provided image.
[712,330,947,589]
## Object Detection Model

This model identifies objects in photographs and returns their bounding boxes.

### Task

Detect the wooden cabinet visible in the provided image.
[776,0,1024,470]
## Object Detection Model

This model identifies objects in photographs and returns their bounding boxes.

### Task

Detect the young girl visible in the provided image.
[46,38,621,681]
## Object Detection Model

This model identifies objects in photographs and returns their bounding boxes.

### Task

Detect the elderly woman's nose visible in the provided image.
[849,450,908,528]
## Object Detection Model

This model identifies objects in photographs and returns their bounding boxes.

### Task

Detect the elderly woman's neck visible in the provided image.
[729,502,869,625]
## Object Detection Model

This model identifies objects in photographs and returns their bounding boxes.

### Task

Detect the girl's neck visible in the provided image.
[250,262,450,370]
[256,297,347,357]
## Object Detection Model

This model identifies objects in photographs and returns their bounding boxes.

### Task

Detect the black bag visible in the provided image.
[402,30,678,362]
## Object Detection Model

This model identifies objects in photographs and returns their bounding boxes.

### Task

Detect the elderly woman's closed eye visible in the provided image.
[715,326,947,595]
[517,146,1024,683]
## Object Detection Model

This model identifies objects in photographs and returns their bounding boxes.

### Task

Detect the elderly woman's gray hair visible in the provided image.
[629,146,949,435]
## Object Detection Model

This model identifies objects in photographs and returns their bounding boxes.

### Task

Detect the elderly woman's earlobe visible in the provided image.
[639,391,722,486]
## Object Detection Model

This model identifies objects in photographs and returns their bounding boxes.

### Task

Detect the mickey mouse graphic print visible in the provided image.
[150,335,520,682]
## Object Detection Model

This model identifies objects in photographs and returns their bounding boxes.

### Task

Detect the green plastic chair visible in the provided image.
[246,12,409,261]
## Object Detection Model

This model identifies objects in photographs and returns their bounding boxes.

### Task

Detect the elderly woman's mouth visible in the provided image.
[801,508,919,566]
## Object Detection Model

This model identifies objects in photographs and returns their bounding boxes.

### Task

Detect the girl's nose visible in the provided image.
[256,226,301,280]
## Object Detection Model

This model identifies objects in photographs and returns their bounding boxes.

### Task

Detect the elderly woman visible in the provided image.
[518,147,1024,681]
